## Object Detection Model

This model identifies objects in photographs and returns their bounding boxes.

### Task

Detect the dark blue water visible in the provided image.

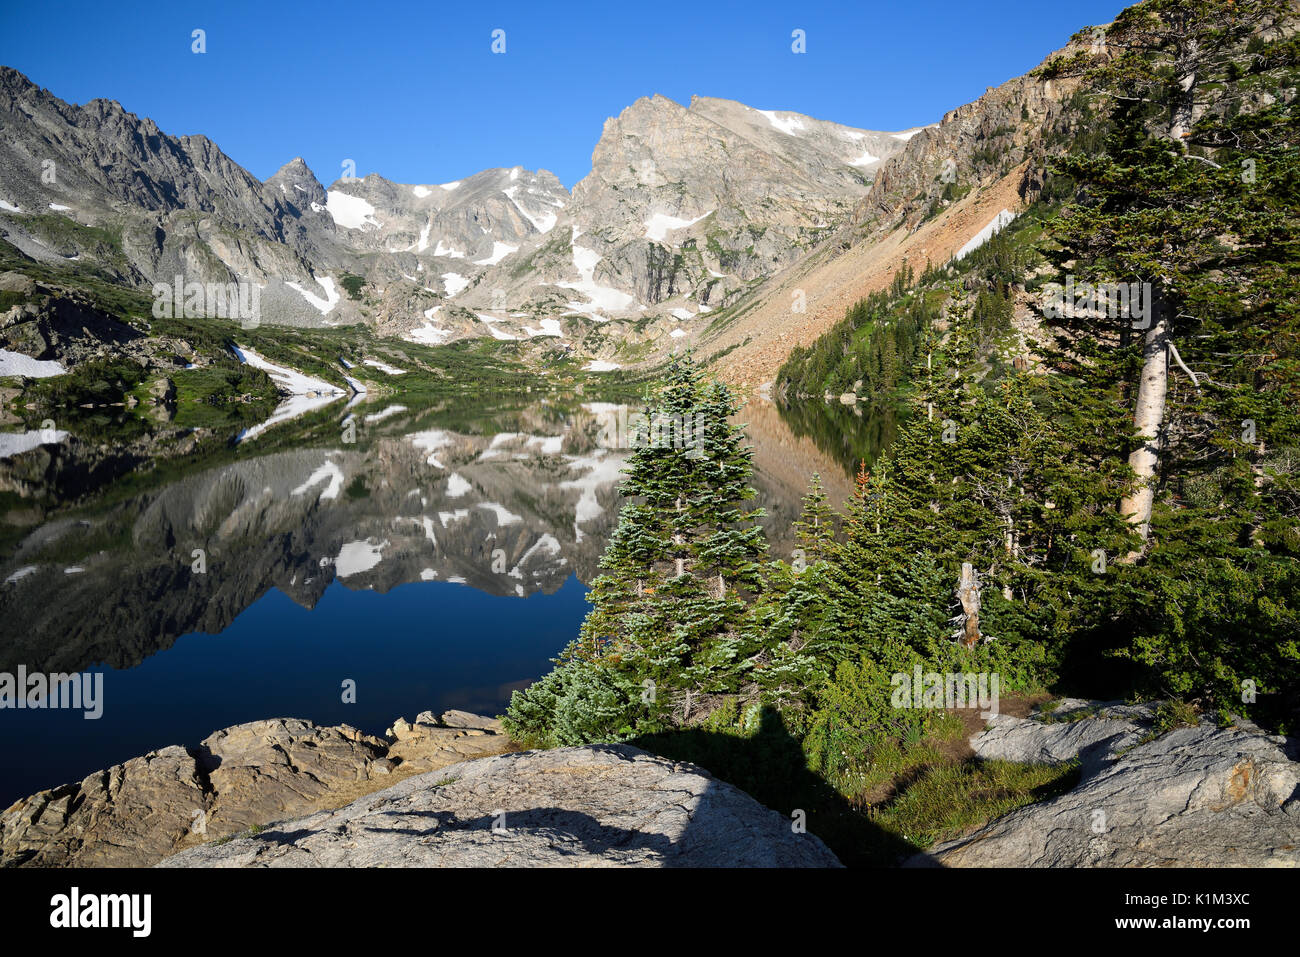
[0,574,588,807]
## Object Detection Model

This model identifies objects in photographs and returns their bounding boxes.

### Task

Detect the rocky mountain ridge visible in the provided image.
[0,66,919,359]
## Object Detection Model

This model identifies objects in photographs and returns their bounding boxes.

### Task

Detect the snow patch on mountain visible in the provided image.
[644,210,712,242]
[335,539,387,577]
[406,429,454,468]
[363,405,408,424]
[756,110,805,135]
[292,459,345,501]
[0,428,69,457]
[474,241,518,266]
[952,209,1017,261]
[479,502,522,526]
[442,272,470,297]
[523,318,563,338]
[556,233,639,314]
[326,190,381,230]
[0,349,66,378]
[285,275,341,314]
[363,358,406,375]
[891,125,937,141]
[503,186,560,234]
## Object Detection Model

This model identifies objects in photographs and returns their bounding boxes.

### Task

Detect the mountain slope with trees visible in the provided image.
[505,0,1300,866]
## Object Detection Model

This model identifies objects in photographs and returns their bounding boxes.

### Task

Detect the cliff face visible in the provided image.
[695,41,1092,388]
[850,43,1088,238]
[549,94,901,308]
[0,67,344,311]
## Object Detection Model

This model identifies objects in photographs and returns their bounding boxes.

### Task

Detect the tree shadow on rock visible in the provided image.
[367,806,678,861]
[630,705,931,867]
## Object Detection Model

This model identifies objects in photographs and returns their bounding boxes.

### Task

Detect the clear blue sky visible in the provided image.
[0,0,1127,189]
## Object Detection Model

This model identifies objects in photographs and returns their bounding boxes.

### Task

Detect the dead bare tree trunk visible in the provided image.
[957,562,982,649]
[1169,39,1200,144]
[674,496,686,577]
[1119,301,1170,560]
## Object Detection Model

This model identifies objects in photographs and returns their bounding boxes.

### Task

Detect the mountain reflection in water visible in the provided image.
[0,392,881,805]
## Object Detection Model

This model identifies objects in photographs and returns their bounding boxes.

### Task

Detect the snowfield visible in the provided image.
[363,405,408,424]
[0,428,69,458]
[325,190,382,230]
[503,186,561,234]
[292,459,346,501]
[952,208,1017,262]
[891,125,938,141]
[363,358,407,375]
[757,109,805,136]
[230,345,347,441]
[442,272,470,297]
[523,318,564,338]
[0,349,66,378]
[407,306,453,345]
[285,275,341,314]
[559,450,627,541]
[644,210,712,242]
[335,539,387,578]
[557,233,639,314]
[474,241,518,266]
[406,429,455,468]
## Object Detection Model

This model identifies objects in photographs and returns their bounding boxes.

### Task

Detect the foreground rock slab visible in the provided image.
[160,744,843,868]
[0,712,506,867]
[912,708,1300,868]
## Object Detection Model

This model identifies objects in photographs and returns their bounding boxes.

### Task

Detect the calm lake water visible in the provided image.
[0,393,879,806]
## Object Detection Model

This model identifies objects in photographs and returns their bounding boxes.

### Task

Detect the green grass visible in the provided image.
[18,215,128,271]
[632,705,1079,867]
[871,758,1079,849]
[0,289,28,312]
[1152,699,1200,734]
[171,365,277,430]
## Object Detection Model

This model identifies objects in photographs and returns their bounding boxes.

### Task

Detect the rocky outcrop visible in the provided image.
[971,699,1155,777]
[850,40,1087,238]
[160,744,843,868]
[911,703,1300,868]
[0,711,507,867]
